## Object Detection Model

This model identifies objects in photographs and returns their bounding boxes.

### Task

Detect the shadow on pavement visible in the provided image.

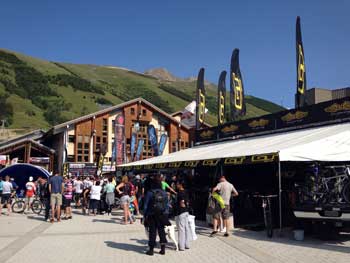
[26,215,46,222]
[130,238,148,245]
[104,241,145,254]
[232,229,350,255]
[92,219,117,224]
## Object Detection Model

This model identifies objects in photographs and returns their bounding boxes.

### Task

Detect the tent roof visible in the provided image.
[119,122,350,168]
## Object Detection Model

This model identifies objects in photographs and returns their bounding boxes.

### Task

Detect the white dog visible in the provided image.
[144,225,179,251]
[164,225,178,251]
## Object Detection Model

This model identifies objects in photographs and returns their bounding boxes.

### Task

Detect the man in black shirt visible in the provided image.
[38,177,51,221]
[176,181,191,251]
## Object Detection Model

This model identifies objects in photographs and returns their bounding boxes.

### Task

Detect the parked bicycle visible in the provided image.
[11,193,25,213]
[11,195,45,214]
[295,165,350,204]
[254,194,278,238]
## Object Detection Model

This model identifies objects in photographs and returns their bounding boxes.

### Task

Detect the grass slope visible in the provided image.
[0,48,285,131]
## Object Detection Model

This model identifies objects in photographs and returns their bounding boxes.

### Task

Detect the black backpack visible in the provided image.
[151,189,167,215]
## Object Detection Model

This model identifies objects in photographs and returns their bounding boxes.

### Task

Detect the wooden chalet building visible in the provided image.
[42,98,192,174]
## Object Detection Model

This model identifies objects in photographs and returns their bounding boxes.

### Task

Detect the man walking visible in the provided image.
[49,173,64,223]
[143,174,168,256]
[211,175,238,237]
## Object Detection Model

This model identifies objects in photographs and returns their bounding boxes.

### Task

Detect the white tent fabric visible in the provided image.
[119,122,350,167]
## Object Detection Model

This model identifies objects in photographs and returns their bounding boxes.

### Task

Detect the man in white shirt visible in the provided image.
[0,176,13,216]
[73,176,84,207]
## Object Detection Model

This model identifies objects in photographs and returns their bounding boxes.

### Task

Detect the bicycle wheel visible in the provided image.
[31,199,43,214]
[12,200,25,213]
[342,181,350,203]
[265,211,273,238]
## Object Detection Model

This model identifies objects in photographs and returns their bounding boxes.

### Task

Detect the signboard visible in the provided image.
[196,97,350,143]
[29,157,50,164]
[114,114,125,165]
[65,163,115,177]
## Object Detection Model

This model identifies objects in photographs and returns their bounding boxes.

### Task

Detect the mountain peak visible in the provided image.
[144,68,178,82]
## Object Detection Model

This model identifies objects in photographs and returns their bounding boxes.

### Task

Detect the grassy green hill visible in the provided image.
[0,48,285,130]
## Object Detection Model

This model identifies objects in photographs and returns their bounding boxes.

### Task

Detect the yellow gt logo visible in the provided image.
[219,91,225,124]
[198,90,206,123]
[232,73,243,110]
[298,44,305,94]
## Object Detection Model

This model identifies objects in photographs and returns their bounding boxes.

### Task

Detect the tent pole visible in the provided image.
[278,159,282,236]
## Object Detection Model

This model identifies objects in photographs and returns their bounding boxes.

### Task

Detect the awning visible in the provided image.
[119,122,350,170]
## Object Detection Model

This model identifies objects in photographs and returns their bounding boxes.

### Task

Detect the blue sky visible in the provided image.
[0,0,349,108]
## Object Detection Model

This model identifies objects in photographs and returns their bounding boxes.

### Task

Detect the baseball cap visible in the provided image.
[135,175,141,180]
[29,176,33,182]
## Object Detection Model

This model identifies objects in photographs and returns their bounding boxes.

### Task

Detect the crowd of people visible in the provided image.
[0,172,239,256]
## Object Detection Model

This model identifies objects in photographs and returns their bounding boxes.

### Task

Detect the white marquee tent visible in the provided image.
[119,122,350,232]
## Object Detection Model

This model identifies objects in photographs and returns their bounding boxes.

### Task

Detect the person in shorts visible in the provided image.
[49,173,64,223]
[0,176,13,216]
[210,175,238,237]
[116,175,133,224]
[24,176,36,214]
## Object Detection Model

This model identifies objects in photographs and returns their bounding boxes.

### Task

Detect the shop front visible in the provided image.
[119,122,350,232]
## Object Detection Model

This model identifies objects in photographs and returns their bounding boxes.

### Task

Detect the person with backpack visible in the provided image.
[116,175,134,224]
[143,174,169,256]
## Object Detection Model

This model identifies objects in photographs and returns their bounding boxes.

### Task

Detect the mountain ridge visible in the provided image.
[0,48,285,132]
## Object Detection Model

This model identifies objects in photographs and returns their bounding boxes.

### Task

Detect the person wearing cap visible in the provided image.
[24,176,36,214]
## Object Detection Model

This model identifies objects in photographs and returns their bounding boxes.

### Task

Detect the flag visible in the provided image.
[114,114,125,170]
[296,16,307,108]
[158,134,168,155]
[217,71,227,125]
[195,68,206,129]
[135,139,144,161]
[147,125,159,156]
[230,49,246,120]
[130,132,137,161]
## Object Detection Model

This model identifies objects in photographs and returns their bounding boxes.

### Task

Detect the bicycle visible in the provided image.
[11,193,25,213]
[254,194,278,238]
[31,196,45,215]
[297,165,350,204]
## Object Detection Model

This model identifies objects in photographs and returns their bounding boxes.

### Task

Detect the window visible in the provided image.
[68,135,75,143]
[112,120,115,134]
[171,141,177,152]
[76,135,90,162]
[67,155,75,162]
[130,108,135,115]
[96,137,101,143]
[142,109,147,116]
[102,118,108,134]
[102,137,107,143]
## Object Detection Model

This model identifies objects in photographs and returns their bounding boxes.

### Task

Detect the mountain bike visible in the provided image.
[31,196,45,214]
[11,193,25,213]
[254,194,278,238]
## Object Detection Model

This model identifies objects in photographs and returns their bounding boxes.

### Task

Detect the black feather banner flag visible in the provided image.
[296,16,307,108]
[217,71,227,125]
[196,68,206,130]
[230,49,246,120]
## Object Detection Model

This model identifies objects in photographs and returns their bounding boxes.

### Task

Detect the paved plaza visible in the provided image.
[0,210,349,263]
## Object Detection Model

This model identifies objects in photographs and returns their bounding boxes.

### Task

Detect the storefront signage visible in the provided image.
[196,97,350,143]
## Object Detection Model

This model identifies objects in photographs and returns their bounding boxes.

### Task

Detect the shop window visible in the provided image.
[68,135,75,143]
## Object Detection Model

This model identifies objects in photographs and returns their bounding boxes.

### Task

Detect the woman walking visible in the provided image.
[116,176,133,224]
[104,177,115,215]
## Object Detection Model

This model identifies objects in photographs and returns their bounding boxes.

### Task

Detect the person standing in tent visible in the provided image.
[23,176,36,214]
[210,175,238,237]
[175,181,191,251]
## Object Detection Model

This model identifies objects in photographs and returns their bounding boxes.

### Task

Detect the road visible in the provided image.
[0,210,349,263]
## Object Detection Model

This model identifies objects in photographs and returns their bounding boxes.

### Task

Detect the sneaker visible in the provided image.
[210,231,218,237]
[224,233,229,237]
[220,227,227,233]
